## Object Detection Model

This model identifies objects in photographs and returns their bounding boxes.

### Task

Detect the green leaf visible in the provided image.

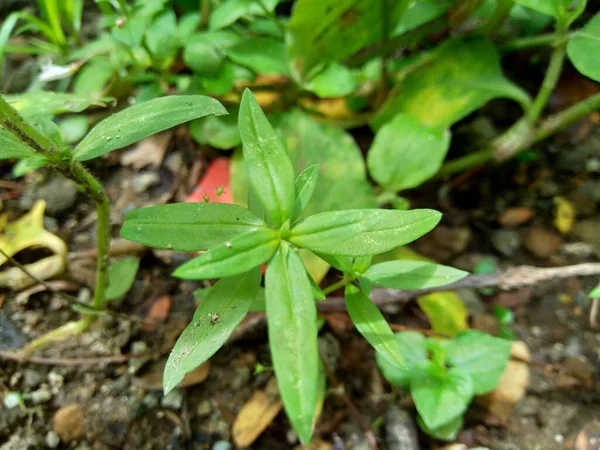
[316,253,353,272]
[567,12,600,82]
[58,115,89,144]
[164,268,261,394]
[304,63,359,98]
[120,202,266,251]
[238,89,296,227]
[411,365,474,430]
[371,37,531,130]
[393,0,451,35]
[417,292,468,337]
[376,331,429,388]
[290,209,441,256]
[231,110,377,215]
[105,256,140,301]
[589,283,600,298]
[0,129,37,160]
[183,33,226,76]
[442,330,511,395]
[174,229,279,279]
[5,91,107,118]
[363,260,468,290]
[145,9,179,63]
[287,0,411,78]
[12,156,47,177]
[73,95,226,161]
[226,37,290,75]
[367,113,451,191]
[293,164,320,221]
[112,15,148,48]
[189,108,241,150]
[199,61,237,95]
[514,0,586,26]
[345,284,405,368]
[209,0,281,30]
[417,414,462,441]
[265,243,319,444]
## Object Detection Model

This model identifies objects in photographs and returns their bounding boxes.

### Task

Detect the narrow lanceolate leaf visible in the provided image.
[238,89,295,226]
[293,164,320,221]
[265,243,319,444]
[105,256,140,301]
[73,95,226,161]
[345,284,405,369]
[290,209,441,256]
[363,261,468,290]
[120,203,265,251]
[0,128,37,160]
[174,229,279,279]
[164,268,261,394]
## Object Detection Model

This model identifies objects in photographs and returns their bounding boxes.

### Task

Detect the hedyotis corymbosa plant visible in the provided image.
[120,89,442,443]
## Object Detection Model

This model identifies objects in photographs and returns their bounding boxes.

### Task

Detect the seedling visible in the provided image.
[121,89,469,443]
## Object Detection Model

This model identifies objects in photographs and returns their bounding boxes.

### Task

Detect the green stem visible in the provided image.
[0,95,111,312]
[255,0,285,36]
[525,34,567,124]
[200,0,211,28]
[438,91,600,177]
[501,32,573,52]
[481,0,513,37]
[322,278,350,296]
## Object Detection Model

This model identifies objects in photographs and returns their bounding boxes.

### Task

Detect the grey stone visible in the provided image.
[212,441,232,450]
[22,369,43,389]
[132,172,161,193]
[385,406,419,450]
[491,229,520,257]
[20,175,78,214]
[161,389,183,410]
[45,431,60,448]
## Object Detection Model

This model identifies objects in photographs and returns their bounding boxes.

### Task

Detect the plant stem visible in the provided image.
[501,32,573,52]
[200,0,211,27]
[255,0,285,36]
[0,95,111,313]
[481,0,514,37]
[437,148,494,177]
[322,278,350,296]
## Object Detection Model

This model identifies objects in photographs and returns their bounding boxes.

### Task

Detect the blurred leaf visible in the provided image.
[105,256,140,301]
[553,195,575,234]
[177,11,200,39]
[12,156,47,177]
[5,91,108,118]
[417,291,468,336]
[145,9,179,64]
[238,89,296,226]
[376,331,430,388]
[567,12,600,82]
[210,0,281,31]
[371,37,531,130]
[227,37,290,75]
[112,15,148,48]
[411,365,473,430]
[290,209,441,256]
[393,0,451,34]
[190,108,241,150]
[345,284,405,368]
[183,31,241,76]
[417,414,462,441]
[173,229,279,279]
[304,63,359,98]
[200,61,236,95]
[265,243,318,444]
[513,0,586,26]
[164,268,261,394]
[287,0,411,78]
[441,330,511,395]
[509,4,553,35]
[0,129,37,160]
[590,283,600,298]
[363,260,468,289]
[58,115,89,144]
[73,95,226,160]
[368,113,451,191]
[121,202,265,251]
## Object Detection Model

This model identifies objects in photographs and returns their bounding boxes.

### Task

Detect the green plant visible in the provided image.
[377,330,512,440]
[0,91,225,348]
[119,89,473,443]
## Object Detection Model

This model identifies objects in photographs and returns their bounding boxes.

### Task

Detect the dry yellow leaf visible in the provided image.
[417,291,468,337]
[553,195,575,234]
[0,200,67,290]
[232,378,283,448]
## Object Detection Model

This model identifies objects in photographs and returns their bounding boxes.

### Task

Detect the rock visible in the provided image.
[416,225,471,262]
[212,442,232,450]
[471,314,499,336]
[45,431,60,448]
[478,341,530,424]
[161,389,184,410]
[436,445,467,450]
[574,421,600,450]
[385,406,419,450]
[498,207,533,227]
[131,172,161,194]
[196,399,212,417]
[0,313,29,350]
[579,180,600,203]
[538,179,559,197]
[491,229,520,257]
[29,385,53,404]
[53,404,86,443]
[22,369,44,389]
[522,227,563,258]
[230,365,251,390]
[573,219,600,254]
[20,175,78,214]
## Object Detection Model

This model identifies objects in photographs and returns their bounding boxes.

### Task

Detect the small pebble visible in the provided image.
[45,431,60,448]
[161,389,184,410]
[212,441,232,450]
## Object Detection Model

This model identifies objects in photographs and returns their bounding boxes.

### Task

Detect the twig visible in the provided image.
[317,262,600,312]
[0,348,170,366]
